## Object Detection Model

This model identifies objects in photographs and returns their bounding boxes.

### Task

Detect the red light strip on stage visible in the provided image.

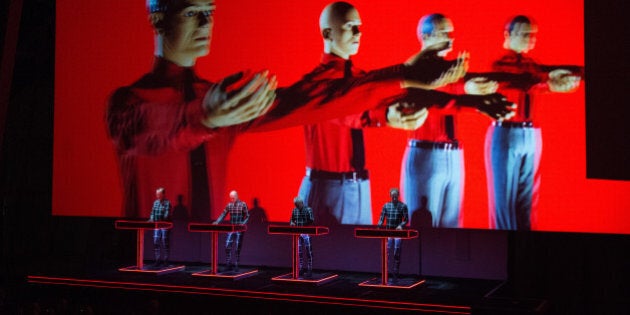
[26,275,472,314]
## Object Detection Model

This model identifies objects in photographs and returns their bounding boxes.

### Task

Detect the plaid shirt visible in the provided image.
[217,200,249,224]
[150,199,171,221]
[377,201,409,229]
[290,206,314,226]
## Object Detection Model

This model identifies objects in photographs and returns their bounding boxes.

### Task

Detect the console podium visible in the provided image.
[187,223,258,279]
[267,225,338,285]
[114,220,185,274]
[354,227,425,288]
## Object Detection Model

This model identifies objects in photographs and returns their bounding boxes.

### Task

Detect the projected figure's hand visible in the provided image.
[464,77,498,95]
[201,71,277,128]
[456,93,517,121]
[403,50,469,90]
[548,69,581,93]
[386,103,429,130]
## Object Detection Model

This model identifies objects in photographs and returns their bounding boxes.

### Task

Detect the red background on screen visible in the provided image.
[53,0,630,234]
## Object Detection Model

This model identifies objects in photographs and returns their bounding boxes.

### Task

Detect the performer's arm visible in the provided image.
[289,209,297,226]
[213,208,228,224]
[377,208,386,227]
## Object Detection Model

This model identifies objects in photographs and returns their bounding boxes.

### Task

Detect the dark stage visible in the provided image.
[23,263,516,315]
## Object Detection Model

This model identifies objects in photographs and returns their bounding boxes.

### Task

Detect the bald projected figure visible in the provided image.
[214,190,249,271]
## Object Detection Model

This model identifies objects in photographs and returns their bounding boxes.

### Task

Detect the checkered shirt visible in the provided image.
[217,200,249,224]
[291,206,314,226]
[377,201,409,229]
[150,199,171,221]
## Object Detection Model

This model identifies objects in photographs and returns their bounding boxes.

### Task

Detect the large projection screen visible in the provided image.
[53,0,630,234]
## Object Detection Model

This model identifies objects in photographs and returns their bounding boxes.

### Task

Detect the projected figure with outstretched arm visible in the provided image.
[399,13,517,228]
[471,15,582,230]
[106,0,276,221]
[285,1,473,226]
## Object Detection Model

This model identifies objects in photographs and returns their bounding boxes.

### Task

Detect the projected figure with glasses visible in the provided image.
[107,0,461,224]
[473,15,582,230]
[106,0,276,221]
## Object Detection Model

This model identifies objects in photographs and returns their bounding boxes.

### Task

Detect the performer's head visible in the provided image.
[389,188,400,203]
[147,0,216,66]
[156,187,166,200]
[503,15,537,54]
[417,13,454,57]
[293,197,304,209]
[319,1,362,59]
[229,190,239,202]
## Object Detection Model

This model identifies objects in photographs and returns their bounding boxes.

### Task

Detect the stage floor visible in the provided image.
[23,262,507,314]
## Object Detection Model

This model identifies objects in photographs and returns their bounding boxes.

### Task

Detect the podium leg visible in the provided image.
[137,230,145,270]
[381,238,388,285]
[211,232,218,274]
[292,234,299,279]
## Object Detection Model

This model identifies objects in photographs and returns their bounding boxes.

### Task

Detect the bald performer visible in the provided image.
[214,190,249,271]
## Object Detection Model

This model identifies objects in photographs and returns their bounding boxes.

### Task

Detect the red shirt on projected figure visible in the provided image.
[105,0,466,222]
[476,15,582,230]
[399,13,517,229]
[106,0,276,220]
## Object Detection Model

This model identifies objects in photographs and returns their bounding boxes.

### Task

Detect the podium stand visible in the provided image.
[267,225,338,285]
[187,223,258,279]
[354,227,425,288]
[114,220,185,274]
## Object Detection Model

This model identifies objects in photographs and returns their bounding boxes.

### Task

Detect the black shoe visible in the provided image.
[152,261,162,268]
[305,270,312,278]
[299,269,305,276]
[233,264,239,272]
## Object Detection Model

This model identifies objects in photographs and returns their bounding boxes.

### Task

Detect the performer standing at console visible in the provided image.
[481,15,581,230]
[213,190,249,271]
[377,188,409,282]
[289,197,315,278]
[148,187,172,267]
